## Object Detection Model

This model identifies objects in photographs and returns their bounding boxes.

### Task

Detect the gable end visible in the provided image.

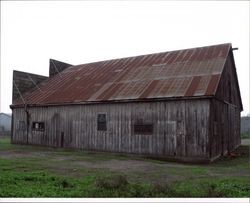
[215,49,243,111]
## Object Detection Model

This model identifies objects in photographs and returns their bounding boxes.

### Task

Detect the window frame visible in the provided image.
[97,113,107,131]
[32,122,45,131]
[18,121,26,131]
[134,123,153,135]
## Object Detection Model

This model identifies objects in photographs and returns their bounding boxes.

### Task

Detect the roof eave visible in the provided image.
[10,95,215,109]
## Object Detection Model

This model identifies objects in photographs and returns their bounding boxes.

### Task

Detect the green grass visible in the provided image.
[0,170,93,197]
[0,137,249,197]
[1,163,249,197]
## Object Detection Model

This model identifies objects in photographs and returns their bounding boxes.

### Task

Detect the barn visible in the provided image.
[10,43,243,162]
[0,113,12,136]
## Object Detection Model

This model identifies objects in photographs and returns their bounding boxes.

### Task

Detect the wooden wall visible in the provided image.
[210,99,241,159]
[215,52,242,110]
[209,52,242,160]
[12,99,211,161]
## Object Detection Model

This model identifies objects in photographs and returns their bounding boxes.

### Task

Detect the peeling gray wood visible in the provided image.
[12,100,213,160]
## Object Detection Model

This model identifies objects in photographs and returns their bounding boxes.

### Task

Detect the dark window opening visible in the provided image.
[19,121,26,131]
[97,114,107,131]
[134,123,153,134]
[32,122,45,131]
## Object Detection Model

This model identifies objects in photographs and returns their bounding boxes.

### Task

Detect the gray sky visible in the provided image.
[1,1,249,116]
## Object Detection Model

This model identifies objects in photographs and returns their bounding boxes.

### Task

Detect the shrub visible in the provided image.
[151,182,174,197]
[206,183,225,197]
[95,174,128,189]
[55,179,73,188]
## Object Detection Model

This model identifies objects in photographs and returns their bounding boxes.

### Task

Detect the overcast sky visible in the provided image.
[1,1,249,116]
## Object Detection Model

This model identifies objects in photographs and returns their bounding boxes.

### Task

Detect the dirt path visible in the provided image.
[0,148,186,172]
[0,139,249,184]
[0,145,193,183]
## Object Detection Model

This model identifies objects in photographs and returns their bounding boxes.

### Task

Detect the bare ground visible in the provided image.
[0,138,249,184]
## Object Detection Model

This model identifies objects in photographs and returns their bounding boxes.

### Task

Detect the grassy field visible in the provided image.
[0,137,249,197]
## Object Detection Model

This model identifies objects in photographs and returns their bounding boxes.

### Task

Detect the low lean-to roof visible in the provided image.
[13,43,232,107]
[0,113,11,118]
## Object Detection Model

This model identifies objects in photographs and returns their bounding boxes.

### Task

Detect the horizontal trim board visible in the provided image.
[10,95,214,109]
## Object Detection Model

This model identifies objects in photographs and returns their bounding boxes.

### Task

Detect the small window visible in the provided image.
[134,123,153,134]
[19,121,26,131]
[32,122,45,131]
[97,114,107,131]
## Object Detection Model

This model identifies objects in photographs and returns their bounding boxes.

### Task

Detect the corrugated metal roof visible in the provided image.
[12,43,231,106]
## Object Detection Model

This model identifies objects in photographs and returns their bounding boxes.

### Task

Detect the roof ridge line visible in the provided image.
[72,43,232,68]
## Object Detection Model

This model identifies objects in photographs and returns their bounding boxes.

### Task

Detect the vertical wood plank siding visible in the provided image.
[210,99,241,159]
[215,52,242,110]
[12,100,210,160]
[209,53,242,160]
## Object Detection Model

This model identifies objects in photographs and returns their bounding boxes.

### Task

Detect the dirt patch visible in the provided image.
[75,159,157,171]
[0,147,186,182]
[0,141,249,184]
[74,159,187,172]
[0,149,55,159]
[0,151,35,159]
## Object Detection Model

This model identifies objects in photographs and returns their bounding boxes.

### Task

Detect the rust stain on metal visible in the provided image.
[139,80,160,99]
[185,76,202,96]
[13,43,231,106]
[158,78,175,96]
[96,83,123,101]
[205,74,221,95]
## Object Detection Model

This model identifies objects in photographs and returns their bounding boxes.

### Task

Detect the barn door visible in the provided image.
[176,120,185,157]
[228,104,236,152]
[165,121,177,156]
[226,79,237,153]
[51,113,60,147]
[72,121,83,149]
[61,132,64,147]
[226,105,230,153]
[221,122,224,155]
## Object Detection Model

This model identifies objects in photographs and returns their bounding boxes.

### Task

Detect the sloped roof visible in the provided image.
[0,113,11,118]
[12,43,232,107]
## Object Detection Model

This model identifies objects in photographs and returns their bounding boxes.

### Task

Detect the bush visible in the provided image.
[59,179,73,188]
[206,183,225,197]
[95,174,128,189]
[151,183,174,197]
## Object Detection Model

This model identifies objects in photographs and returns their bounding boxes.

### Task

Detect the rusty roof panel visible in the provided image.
[157,78,175,97]
[194,75,211,96]
[205,74,221,95]
[139,80,160,99]
[98,83,124,101]
[185,76,202,97]
[13,43,231,106]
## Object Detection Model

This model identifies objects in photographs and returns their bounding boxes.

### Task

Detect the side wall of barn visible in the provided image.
[209,52,242,160]
[209,99,241,160]
[12,99,210,161]
[215,51,242,110]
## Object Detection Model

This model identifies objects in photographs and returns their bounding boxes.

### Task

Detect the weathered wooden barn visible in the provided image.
[0,113,11,136]
[10,43,243,162]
